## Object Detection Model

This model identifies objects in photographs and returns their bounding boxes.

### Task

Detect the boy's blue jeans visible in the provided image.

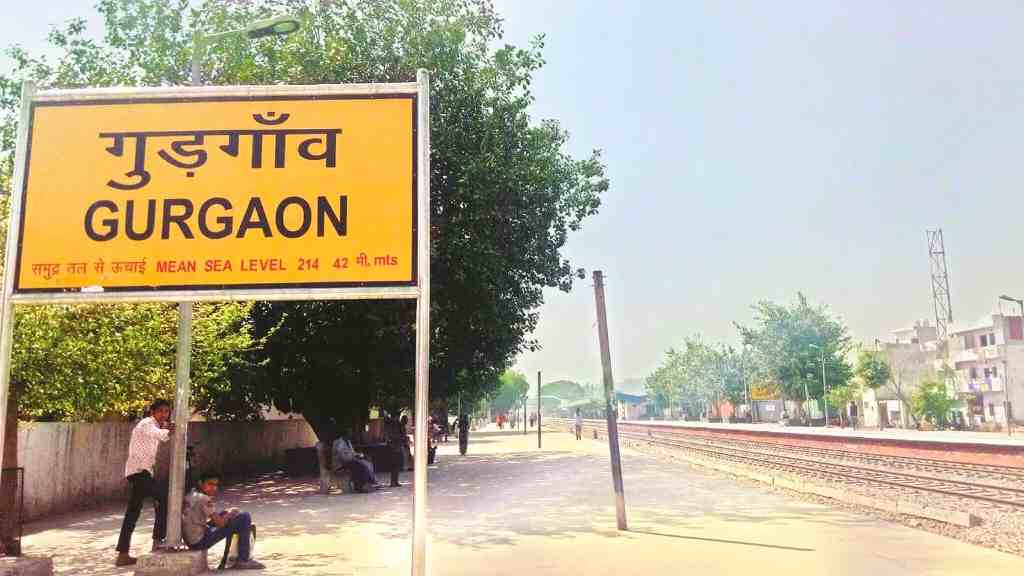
[187,512,252,561]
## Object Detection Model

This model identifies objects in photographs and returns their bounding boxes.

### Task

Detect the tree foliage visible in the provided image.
[645,337,747,418]
[911,380,960,428]
[646,294,853,419]
[540,380,585,402]
[488,370,529,415]
[10,302,264,421]
[737,293,852,407]
[854,349,892,390]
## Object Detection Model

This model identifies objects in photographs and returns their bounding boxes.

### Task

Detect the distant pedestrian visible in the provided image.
[458,414,470,455]
[115,398,175,567]
[575,408,583,440]
[385,414,408,487]
[400,415,413,471]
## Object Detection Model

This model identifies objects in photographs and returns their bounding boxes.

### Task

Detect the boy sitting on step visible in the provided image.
[182,471,265,570]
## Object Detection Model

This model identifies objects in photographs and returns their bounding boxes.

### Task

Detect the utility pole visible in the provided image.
[593,270,628,530]
[537,371,542,448]
[821,351,828,427]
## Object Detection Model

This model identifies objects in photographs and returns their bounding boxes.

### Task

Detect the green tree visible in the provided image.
[911,380,960,428]
[646,337,733,419]
[854,349,891,390]
[736,293,852,417]
[0,0,606,443]
[826,381,861,427]
[489,371,529,415]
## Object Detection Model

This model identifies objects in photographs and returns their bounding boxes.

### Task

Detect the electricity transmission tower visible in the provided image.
[927,229,953,342]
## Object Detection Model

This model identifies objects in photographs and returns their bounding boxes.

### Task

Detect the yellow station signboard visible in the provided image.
[15,93,416,294]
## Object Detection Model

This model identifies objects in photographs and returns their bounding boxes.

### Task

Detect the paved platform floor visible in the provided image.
[630,418,1024,446]
[22,428,1024,575]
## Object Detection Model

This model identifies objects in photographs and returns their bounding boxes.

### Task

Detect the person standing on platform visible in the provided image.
[115,398,175,567]
[458,414,470,455]
[575,408,583,440]
[385,414,408,487]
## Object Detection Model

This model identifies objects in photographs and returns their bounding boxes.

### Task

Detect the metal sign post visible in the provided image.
[0,73,432,575]
[411,69,431,576]
[0,82,33,473]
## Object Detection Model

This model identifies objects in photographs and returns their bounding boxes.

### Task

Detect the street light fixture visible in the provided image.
[191,15,303,86]
[245,15,302,38]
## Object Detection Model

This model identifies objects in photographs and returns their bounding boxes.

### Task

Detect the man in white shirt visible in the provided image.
[115,398,176,567]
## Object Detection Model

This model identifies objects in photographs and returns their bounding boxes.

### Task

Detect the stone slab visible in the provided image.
[0,556,53,576]
[897,500,980,528]
[134,550,207,576]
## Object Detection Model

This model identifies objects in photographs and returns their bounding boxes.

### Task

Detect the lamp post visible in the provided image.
[164,14,302,549]
[999,295,1023,433]
[809,344,827,427]
[742,344,753,422]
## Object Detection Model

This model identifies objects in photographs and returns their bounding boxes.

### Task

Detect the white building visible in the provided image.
[870,320,939,428]
[947,313,1024,426]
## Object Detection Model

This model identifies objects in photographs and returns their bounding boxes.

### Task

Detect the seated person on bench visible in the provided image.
[333,432,379,492]
[182,471,265,570]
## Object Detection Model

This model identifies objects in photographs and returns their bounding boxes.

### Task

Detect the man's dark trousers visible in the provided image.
[389,447,403,486]
[116,471,167,552]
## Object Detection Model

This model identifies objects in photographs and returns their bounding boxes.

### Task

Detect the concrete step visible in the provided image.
[134,550,208,575]
[0,556,53,576]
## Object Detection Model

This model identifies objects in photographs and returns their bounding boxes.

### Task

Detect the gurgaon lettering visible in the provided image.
[84,196,348,241]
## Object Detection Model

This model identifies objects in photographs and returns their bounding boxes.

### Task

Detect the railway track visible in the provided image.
[552,418,1024,510]
[630,425,1024,483]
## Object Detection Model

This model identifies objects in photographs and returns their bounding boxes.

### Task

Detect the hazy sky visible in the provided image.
[6,2,1024,388]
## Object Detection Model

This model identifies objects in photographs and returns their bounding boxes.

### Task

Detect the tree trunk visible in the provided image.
[315,441,332,495]
[0,382,19,555]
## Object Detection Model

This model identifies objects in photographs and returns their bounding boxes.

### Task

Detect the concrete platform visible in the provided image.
[634,418,1024,446]
[606,419,1024,467]
[133,550,207,576]
[0,556,53,576]
[20,429,1024,575]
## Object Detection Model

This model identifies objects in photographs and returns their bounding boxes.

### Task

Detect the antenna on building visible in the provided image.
[927,229,954,341]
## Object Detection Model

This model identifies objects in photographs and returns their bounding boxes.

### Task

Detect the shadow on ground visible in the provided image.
[25,432,899,574]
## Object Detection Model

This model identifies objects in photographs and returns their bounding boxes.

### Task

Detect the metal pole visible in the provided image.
[537,371,542,448]
[190,33,203,86]
[822,352,828,427]
[593,270,627,530]
[0,82,34,476]
[411,69,431,576]
[163,42,205,548]
[164,302,193,546]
